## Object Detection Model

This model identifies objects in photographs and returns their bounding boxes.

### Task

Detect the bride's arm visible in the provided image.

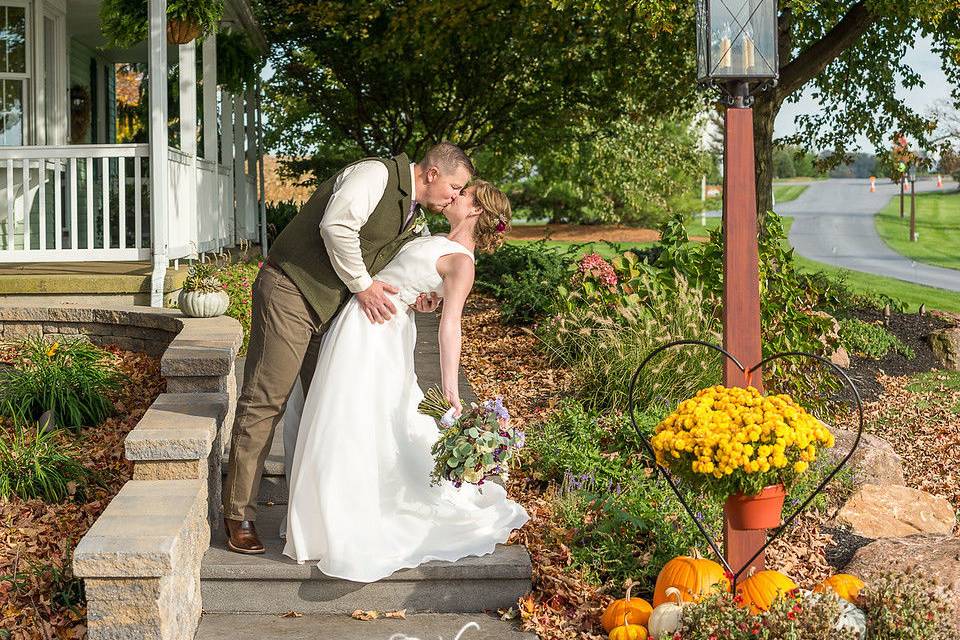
[436,253,476,416]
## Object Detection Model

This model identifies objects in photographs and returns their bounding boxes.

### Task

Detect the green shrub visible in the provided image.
[0,337,125,430]
[538,273,723,411]
[265,199,300,244]
[0,421,91,502]
[861,570,955,639]
[839,317,914,359]
[475,241,572,324]
[215,259,261,356]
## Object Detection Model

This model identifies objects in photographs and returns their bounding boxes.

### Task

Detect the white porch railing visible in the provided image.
[0,145,241,264]
[0,144,151,262]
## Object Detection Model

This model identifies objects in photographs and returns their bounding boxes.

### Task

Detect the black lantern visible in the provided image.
[696,0,778,90]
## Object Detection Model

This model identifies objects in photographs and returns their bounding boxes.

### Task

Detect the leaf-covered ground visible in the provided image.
[460,294,960,639]
[0,348,164,640]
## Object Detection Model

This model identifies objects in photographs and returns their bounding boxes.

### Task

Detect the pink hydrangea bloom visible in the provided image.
[577,253,618,287]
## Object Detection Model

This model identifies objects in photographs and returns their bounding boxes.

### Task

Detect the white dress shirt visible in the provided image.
[319,161,418,293]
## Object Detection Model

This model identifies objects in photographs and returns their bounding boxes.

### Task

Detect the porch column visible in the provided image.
[221,90,235,244]
[255,81,268,256]
[148,0,169,307]
[232,93,245,243]
[180,40,198,258]
[245,87,256,248]
[202,34,218,162]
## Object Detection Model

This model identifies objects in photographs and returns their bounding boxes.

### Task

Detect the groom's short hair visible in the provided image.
[420,142,475,177]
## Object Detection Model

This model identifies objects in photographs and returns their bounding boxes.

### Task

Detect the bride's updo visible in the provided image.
[470,180,512,255]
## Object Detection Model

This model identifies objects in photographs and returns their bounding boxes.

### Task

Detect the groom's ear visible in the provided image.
[425,166,440,183]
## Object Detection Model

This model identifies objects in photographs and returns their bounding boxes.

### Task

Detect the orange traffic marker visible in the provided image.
[869,176,876,192]
[937,174,943,188]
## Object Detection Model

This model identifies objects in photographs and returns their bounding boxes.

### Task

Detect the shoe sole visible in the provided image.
[226,539,265,555]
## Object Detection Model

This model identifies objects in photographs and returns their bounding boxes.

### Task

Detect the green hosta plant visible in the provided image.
[100,0,223,50]
[0,337,126,430]
[839,317,914,360]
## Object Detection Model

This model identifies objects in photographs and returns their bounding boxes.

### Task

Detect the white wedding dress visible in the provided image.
[281,235,530,582]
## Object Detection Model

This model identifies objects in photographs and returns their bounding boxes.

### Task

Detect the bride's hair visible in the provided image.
[470,180,512,255]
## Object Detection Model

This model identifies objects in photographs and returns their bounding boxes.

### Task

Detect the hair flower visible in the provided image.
[495,220,507,233]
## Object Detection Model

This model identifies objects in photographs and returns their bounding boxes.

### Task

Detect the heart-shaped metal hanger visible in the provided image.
[627,339,864,586]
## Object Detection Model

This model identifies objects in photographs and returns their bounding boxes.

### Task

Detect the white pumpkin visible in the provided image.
[648,587,687,639]
[178,289,230,318]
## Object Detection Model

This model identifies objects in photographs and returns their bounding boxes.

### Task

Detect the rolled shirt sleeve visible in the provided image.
[319,160,390,293]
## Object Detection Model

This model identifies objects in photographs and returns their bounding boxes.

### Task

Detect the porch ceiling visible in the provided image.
[67,0,267,64]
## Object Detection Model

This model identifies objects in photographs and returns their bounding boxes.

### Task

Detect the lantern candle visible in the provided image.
[743,35,756,69]
[720,36,732,68]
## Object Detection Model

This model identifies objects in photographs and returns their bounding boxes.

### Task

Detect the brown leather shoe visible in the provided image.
[224,518,265,555]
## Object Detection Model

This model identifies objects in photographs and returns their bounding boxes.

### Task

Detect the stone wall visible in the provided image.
[0,306,184,356]
[0,304,245,640]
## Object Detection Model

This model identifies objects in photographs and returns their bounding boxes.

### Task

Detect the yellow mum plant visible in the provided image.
[650,385,835,498]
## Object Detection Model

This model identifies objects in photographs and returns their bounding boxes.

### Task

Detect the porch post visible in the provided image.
[221,89,235,244]
[255,81,268,255]
[148,0,169,307]
[180,40,198,258]
[245,87,256,248]
[202,34,218,162]
[232,93,245,243]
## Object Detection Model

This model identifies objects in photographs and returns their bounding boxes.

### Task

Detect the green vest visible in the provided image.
[268,153,420,322]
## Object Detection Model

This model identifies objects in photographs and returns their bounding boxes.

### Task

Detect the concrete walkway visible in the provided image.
[778,178,960,292]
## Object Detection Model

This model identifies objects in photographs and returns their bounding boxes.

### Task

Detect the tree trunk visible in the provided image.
[752,91,780,232]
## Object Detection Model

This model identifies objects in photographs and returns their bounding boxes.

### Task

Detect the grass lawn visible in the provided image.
[508,238,653,260]
[774,184,808,204]
[874,191,960,271]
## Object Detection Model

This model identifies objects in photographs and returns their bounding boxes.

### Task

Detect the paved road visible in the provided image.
[777,178,960,292]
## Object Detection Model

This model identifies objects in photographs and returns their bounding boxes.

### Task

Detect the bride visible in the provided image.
[281,180,530,582]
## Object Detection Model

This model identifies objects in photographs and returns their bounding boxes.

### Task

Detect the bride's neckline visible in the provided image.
[434,234,474,255]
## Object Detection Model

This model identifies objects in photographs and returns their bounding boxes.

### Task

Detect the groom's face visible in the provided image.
[420,165,472,213]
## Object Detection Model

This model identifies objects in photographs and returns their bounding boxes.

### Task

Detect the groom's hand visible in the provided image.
[411,292,441,313]
[356,280,399,324]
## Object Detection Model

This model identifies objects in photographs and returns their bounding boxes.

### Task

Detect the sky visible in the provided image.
[774,34,954,152]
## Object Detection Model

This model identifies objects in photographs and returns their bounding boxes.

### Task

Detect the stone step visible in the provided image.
[196,612,539,639]
[201,505,532,615]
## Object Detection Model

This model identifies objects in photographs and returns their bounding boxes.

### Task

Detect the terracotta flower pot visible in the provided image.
[167,18,202,45]
[724,484,786,530]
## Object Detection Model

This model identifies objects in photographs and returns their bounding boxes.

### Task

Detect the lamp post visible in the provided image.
[908,163,917,242]
[696,0,778,577]
[898,161,906,219]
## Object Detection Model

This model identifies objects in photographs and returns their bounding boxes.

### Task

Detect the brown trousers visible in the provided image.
[222,263,330,521]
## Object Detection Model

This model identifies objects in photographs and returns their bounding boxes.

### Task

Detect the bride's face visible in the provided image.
[443,186,482,225]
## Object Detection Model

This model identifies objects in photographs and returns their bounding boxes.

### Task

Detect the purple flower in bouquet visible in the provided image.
[483,397,510,423]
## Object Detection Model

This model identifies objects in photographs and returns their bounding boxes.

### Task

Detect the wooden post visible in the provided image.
[909,179,916,242]
[721,92,766,576]
[148,0,168,307]
[899,178,905,218]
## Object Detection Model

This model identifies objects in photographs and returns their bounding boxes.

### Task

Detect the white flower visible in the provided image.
[412,211,429,236]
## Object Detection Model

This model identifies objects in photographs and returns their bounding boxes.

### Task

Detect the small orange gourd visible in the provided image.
[608,606,648,640]
[601,579,653,632]
[653,554,729,606]
[813,574,864,603]
[735,570,798,614]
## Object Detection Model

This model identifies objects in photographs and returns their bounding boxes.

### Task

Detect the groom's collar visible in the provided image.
[394,152,412,198]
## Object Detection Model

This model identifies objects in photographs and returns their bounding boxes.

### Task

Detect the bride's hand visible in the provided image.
[410,292,441,313]
[444,388,463,417]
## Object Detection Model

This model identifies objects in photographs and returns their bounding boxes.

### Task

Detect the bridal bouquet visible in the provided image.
[418,387,525,489]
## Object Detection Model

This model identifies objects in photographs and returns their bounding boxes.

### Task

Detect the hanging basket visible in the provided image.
[724,483,786,530]
[167,18,202,45]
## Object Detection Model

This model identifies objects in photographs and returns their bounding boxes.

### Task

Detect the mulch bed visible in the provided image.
[508,224,681,244]
[0,347,164,640]
[460,294,959,639]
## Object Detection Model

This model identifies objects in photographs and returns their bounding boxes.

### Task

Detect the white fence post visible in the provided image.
[180,40,198,260]
[233,93,244,244]
[221,90,235,246]
[256,81,268,256]
[148,0,169,307]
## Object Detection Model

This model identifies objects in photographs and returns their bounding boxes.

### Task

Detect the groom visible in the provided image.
[222,142,476,554]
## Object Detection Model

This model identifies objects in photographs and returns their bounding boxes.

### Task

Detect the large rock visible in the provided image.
[836,484,956,538]
[844,534,960,630]
[929,327,960,371]
[827,427,906,487]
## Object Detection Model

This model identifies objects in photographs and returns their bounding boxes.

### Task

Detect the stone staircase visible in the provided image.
[196,313,537,638]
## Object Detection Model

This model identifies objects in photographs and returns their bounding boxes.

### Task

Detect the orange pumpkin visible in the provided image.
[653,555,729,607]
[813,574,864,603]
[735,570,798,614]
[602,579,653,632]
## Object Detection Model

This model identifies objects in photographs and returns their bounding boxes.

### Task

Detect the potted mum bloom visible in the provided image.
[650,385,835,529]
